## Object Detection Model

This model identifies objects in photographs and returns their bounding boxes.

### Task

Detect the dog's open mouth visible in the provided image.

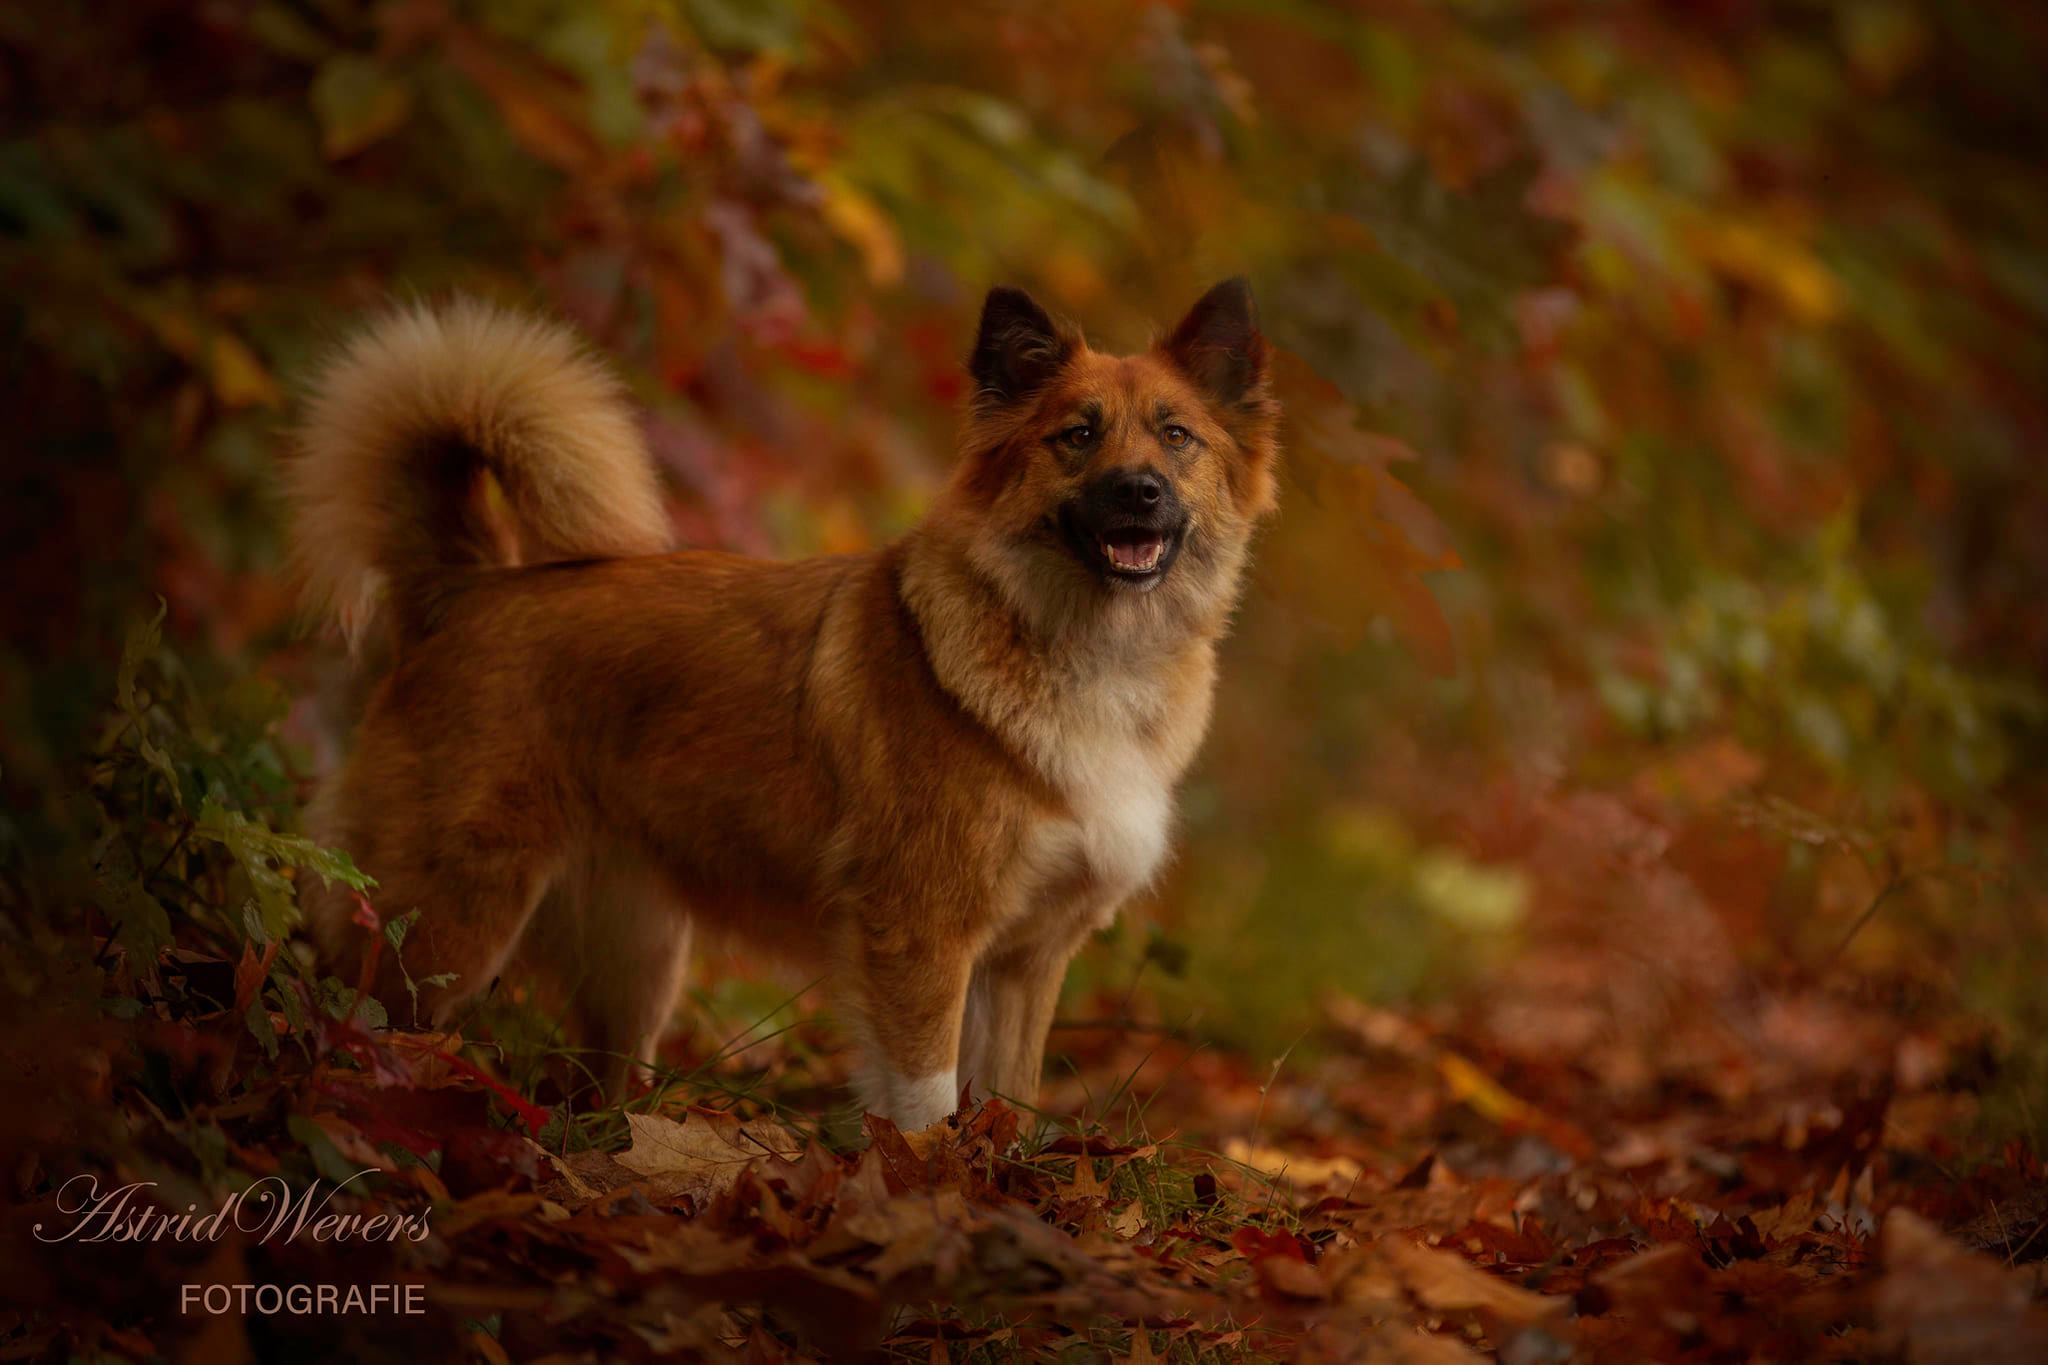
[1101,527,1168,576]
[1057,502,1186,589]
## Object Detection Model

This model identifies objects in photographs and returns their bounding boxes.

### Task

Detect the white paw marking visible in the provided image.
[888,1068,959,1130]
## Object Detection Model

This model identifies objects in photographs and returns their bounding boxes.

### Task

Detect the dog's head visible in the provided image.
[944,280,1279,631]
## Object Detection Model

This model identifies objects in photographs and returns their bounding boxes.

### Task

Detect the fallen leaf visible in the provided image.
[1874,1208,2048,1364]
[1386,1238,1564,1326]
[1224,1136,1366,1189]
[616,1109,804,1202]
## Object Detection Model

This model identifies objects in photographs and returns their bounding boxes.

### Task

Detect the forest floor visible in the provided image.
[9,912,2048,1364]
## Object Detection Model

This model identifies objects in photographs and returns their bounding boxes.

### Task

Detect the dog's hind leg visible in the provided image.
[546,848,693,1103]
[304,754,568,1031]
[304,819,560,1031]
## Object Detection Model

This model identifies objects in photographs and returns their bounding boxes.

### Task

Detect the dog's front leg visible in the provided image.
[843,920,974,1130]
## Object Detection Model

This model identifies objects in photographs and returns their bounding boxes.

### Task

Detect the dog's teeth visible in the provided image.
[1103,538,1164,572]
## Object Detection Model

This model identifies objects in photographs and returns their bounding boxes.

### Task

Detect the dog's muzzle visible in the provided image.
[1059,468,1188,590]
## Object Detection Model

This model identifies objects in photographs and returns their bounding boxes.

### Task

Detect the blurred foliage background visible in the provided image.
[5,1,2046,1140]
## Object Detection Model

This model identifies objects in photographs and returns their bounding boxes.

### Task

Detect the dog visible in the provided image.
[287,280,1279,1126]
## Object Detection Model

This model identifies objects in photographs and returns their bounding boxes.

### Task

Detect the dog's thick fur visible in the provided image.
[289,282,1278,1126]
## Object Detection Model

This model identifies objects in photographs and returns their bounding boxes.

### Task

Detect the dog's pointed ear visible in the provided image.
[970,286,1072,408]
[1163,277,1267,405]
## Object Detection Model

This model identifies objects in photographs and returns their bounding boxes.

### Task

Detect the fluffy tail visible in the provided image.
[286,299,672,650]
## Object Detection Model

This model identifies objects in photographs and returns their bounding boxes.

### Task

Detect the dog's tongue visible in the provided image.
[1103,529,1165,573]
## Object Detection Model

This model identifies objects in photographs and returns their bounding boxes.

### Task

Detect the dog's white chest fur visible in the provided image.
[1043,740,1174,904]
[900,546,1222,932]
[1015,671,1184,922]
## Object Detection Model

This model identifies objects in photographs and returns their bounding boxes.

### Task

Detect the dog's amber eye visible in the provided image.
[1162,424,1191,449]
[1062,424,1094,446]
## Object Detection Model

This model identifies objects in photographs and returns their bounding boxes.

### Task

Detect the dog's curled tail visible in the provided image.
[287,298,672,650]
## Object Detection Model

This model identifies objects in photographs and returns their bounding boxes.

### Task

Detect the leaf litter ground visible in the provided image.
[7,923,2047,1364]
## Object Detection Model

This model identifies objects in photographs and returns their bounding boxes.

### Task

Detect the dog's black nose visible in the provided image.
[1113,470,1165,511]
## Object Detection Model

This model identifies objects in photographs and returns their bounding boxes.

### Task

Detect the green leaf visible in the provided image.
[112,600,184,805]
[384,908,420,953]
[195,795,373,940]
[245,995,280,1060]
[88,847,173,983]
[115,599,165,720]
[311,56,413,160]
[316,975,388,1030]
[276,976,313,1037]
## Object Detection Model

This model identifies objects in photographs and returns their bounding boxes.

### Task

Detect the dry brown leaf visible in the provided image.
[834,1188,975,1282]
[1874,1208,2048,1364]
[1065,1154,1107,1200]
[1223,1136,1366,1189]
[1386,1239,1564,1325]
[523,1137,599,1202]
[1261,1255,1330,1300]
[616,1109,804,1202]
[1108,1200,1147,1238]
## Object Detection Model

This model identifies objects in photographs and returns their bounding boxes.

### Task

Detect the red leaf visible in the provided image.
[1232,1226,1311,1263]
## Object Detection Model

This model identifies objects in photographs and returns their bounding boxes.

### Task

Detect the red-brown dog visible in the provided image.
[289,281,1278,1125]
